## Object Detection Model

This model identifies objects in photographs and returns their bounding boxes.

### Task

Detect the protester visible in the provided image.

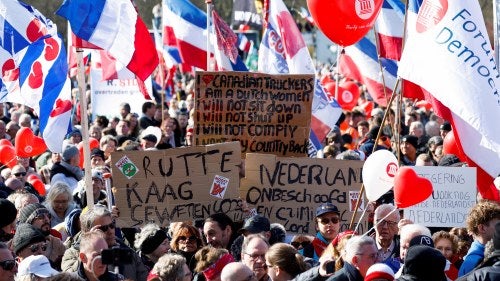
[265,243,308,281]
[44,182,77,227]
[302,203,341,261]
[194,246,234,281]
[0,242,17,281]
[134,223,170,270]
[170,222,204,272]
[365,263,395,281]
[148,253,192,281]
[17,255,59,280]
[432,231,460,280]
[373,204,401,272]
[203,213,236,250]
[49,145,83,193]
[0,199,17,242]
[220,262,256,281]
[241,234,270,281]
[458,200,500,276]
[12,223,47,262]
[397,245,447,281]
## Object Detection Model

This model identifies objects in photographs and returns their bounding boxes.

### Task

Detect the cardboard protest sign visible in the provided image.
[194,71,314,157]
[111,142,244,228]
[405,166,477,227]
[240,153,366,234]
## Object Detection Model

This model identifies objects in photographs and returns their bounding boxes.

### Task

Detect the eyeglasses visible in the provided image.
[244,252,266,261]
[178,235,197,243]
[318,217,340,225]
[98,221,116,232]
[29,243,47,253]
[356,252,380,261]
[376,220,398,227]
[291,241,311,249]
[14,172,26,177]
[0,260,16,271]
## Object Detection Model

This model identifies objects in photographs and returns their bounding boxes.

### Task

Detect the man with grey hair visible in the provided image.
[241,234,270,281]
[373,204,401,272]
[221,262,256,281]
[326,235,378,281]
[399,223,431,262]
[61,204,148,280]
[49,144,83,193]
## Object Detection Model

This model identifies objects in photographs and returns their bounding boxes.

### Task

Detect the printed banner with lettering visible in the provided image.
[90,68,151,120]
[240,153,366,234]
[406,166,477,228]
[111,142,244,228]
[194,71,314,157]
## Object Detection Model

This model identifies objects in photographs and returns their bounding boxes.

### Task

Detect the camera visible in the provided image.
[101,248,133,265]
[325,260,335,275]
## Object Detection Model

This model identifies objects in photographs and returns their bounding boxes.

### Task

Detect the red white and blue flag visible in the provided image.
[297,6,314,25]
[398,0,500,200]
[56,0,158,81]
[237,33,251,53]
[340,38,398,107]
[258,0,341,157]
[374,0,405,60]
[0,0,72,153]
[162,0,247,71]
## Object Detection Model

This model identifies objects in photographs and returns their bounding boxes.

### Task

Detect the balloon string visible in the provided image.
[361,208,398,237]
[353,205,369,234]
[0,156,17,170]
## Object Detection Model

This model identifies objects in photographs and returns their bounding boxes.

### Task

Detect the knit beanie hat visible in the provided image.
[62,145,79,162]
[18,203,48,225]
[365,263,395,281]
[0,199,17,229]
[12,223,46,255]
[140,229,167,255]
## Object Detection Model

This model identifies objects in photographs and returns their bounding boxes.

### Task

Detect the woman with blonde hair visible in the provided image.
[265,243,308,281]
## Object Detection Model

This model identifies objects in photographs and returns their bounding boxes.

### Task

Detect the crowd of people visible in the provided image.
[0,67,498,281]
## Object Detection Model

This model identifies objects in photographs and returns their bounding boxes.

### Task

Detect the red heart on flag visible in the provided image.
[1,59,19,82]
[26,19,47,42]
[15,127,48,158]
[44,37,60,61]
[202,75,214,85]
[394,167,433,209]
[28,61,44,89]
[50,99,73,117]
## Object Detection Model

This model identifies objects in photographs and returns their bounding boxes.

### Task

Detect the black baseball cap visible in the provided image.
[239,215,270,234]
[316,203,340,217]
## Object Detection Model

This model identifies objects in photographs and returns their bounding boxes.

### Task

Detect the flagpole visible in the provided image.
[371,26,390,106]
[335,45,343,100]
[349,79,401,230]
[76,48,94,209]
[206,0,214,71]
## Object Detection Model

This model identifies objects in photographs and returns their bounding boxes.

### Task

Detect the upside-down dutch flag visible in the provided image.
[56,0,158,81]
[374,0,405,60]
[258,0,341,157]
[398,0,500,201]
[0,0,72,153]
[163,0,247,71]
[340,38,398,107]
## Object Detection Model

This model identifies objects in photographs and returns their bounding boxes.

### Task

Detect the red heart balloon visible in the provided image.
[306,0,384,46]
[30,179,46,197]
[324,81,360,110]
[394,167,433,209]
[15,127,48,158]
[78,137,100,168]
[0,139,12,147]
[0,145,16,168]
[443,130,467,161]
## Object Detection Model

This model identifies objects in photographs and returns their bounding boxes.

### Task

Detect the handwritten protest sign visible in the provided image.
[111,142,244,228]
[406,166,477,227]
[194,71,314,157]
[240,153,366,234]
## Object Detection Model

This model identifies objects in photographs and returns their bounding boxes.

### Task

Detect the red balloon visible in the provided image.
[360,101,374,118]
[77,137,100,168]
[0,145,16,168]
[324,81,337,100]
[306,0,384,46]
[443,130,467,161]
[339,81,360,110]
[394,167,433,208]
[30,179,46,197]
[0,139,12,147]
[15,127,47,158]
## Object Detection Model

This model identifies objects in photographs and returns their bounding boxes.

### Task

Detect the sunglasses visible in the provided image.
[318,217,340,225]
[291,241,311,249]
[178,235,197,243]
[14,172,26,177]
[0,260,15,271]
[29,243,47,253]
[98,221,116,232]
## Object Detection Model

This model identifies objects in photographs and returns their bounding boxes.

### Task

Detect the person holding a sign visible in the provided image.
[303,203,341,262]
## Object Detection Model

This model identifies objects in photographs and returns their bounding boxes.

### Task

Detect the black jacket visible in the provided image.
[458,250,500,281]
[76,261,123,281]
[326,262,364,281]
